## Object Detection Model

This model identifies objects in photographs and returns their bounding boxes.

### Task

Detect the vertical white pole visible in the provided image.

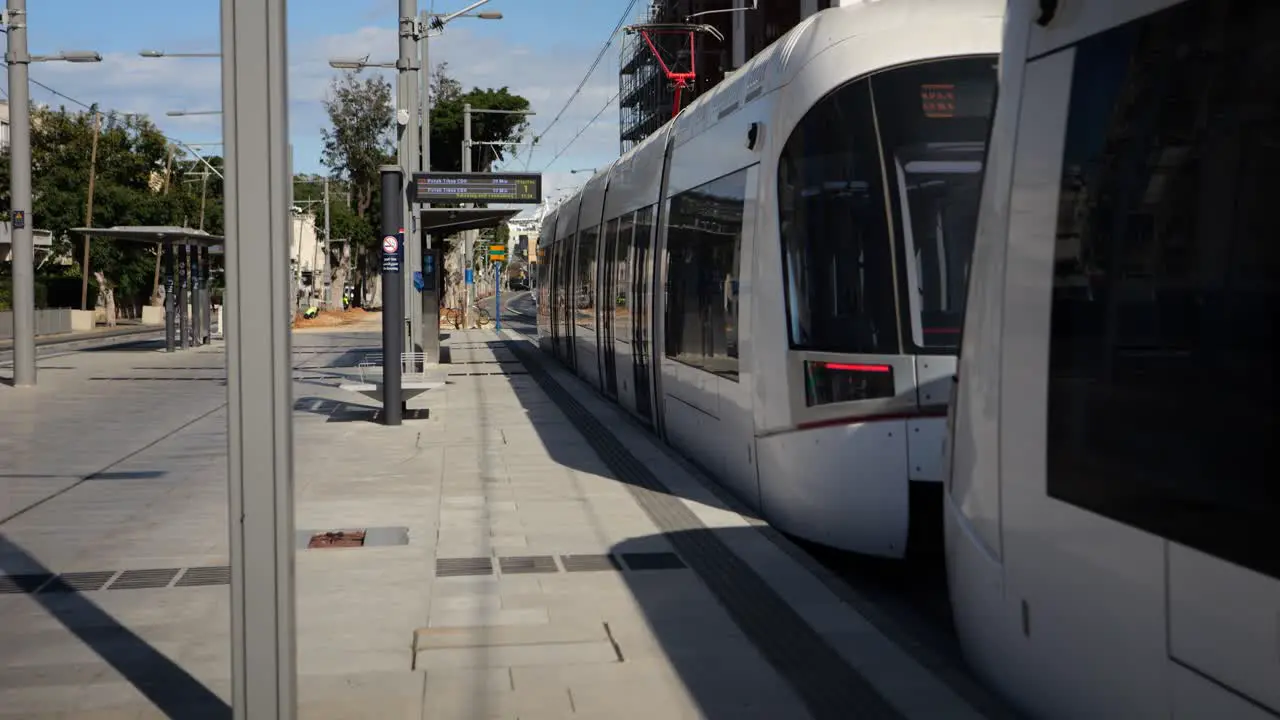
[221,0,297,716]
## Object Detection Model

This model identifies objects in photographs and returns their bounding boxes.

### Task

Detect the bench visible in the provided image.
[338,352,444,404]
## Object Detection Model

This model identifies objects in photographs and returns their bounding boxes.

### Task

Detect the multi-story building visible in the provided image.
[619,0,842,153]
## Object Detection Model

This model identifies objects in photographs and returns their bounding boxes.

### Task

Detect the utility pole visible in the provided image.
[80,109,101,311]
[5,0,35,386]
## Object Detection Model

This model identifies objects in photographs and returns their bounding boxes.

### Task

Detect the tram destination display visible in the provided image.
[412,172,542,204]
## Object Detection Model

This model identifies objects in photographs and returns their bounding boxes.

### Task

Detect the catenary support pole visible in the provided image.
[221,0,297,716]
[6,0,36,385]
[495,260,501,331]
[164,244,176,352]
[379,165,405,426]
[462,103,473,329]
[398,0,421,360]
[417,18,441,364]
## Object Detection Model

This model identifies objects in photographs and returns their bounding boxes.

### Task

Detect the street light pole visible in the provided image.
[4,0,100,387]
[398,0,420,359]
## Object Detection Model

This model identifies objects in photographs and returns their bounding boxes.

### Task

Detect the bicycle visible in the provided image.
[442,304,491,329]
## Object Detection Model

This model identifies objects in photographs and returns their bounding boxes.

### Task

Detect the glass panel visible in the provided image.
[873,56,997,351]
[778,79,899,355]
[575,227,597,331]
[615,212,635,344]
[664,168,748,380]
[1047,0,1279,580]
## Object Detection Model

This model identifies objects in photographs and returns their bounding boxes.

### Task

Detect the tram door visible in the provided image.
[599,219,619,398]
[631,206,654,422]
[549,241,564,356]
[562,235,578,371]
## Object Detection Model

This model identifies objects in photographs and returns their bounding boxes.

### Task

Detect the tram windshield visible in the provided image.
[778,56,996,355]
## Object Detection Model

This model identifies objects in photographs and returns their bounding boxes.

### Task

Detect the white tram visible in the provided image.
[945,0,1280,717]
[537,0,1003,557]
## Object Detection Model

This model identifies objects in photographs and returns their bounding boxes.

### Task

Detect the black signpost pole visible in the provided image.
[380,166,404,426]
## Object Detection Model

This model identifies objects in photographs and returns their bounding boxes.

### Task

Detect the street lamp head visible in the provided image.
[139,49,164,57]
[60,51,102,63]
[328,55,375,69]
[477,11,503,19]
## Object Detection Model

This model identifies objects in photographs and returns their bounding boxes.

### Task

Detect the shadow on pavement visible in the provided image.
[607,527,1023,720]
[0,534,230,719]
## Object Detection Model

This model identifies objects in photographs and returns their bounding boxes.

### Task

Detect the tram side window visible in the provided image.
[778,79,899,356]
[1046,0,1279,581]
[576,226,598,331]
[615,212,635,342]
[664,168,748,380]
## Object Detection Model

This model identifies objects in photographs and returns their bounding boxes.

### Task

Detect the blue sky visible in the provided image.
[14,0,634,206]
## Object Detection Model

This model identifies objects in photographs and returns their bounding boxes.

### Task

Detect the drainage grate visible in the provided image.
[505,337,905,720]
[90,376,224,382]
[497,555,558,575]
[435,557,493,577]
[327,408,431,423]
[107,568,180,590]
[447,370,530,376]
[307,530,366,548]
[0,574,51,594]
[622,552,687,570]
[175,566,231,587]
[39,571,116,593]
[561,554,621,572]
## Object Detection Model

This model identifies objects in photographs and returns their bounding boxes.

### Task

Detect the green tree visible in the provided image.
[0,106,210,314]
[320,71,395,300]
[427,62,532,175]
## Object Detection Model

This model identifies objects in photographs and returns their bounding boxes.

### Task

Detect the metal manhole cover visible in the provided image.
[308,530,366,548]
[107,568,180,590]
[622,552,687,571]
[39,571,116,593]
[175,566,231,587]
[560,554,621,572]
[498,555,558,574]
[435,557,493,577]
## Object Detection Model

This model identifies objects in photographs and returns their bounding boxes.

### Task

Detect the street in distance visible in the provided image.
[412,172,542,204]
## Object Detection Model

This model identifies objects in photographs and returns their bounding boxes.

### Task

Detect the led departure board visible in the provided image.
[412,172,542,204]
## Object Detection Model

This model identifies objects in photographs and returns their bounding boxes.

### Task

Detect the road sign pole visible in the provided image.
[495,261,501,331]
[379,165,405,426]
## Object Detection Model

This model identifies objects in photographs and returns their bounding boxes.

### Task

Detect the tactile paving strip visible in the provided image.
[504,337,905,720]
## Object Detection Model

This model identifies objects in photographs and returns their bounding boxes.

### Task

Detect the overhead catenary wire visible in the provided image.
[518,0,639,171]
[539,90,619,173]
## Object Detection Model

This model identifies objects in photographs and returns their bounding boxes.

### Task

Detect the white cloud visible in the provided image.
[28,21,625,184]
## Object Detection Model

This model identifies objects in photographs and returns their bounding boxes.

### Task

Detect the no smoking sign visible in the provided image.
[382,235,399,254]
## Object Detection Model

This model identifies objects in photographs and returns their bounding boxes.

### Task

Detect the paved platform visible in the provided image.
[0,320,1015,719]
